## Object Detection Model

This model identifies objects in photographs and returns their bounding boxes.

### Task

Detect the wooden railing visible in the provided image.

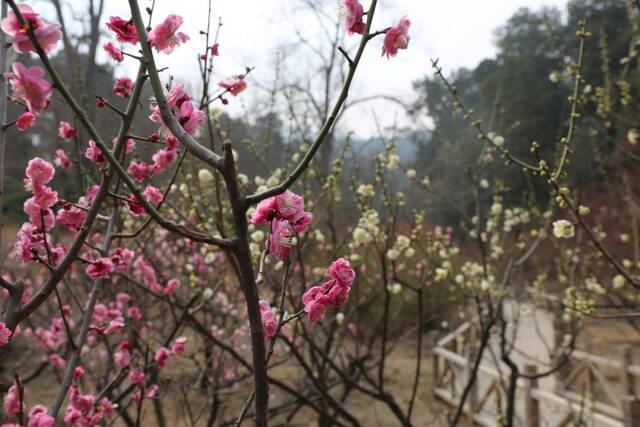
[433,321,640,426]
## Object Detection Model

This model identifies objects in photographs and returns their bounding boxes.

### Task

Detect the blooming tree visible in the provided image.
[0,1,422,426]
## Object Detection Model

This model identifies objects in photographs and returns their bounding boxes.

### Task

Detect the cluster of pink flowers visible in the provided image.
[127,185,163,216]
[129,368,159,405]
[56,191,92,232]
[1,4,59,131]
[3,383,55,426]
[251,190,313,260]
[30,316,68,353]
[149,83,205,136]
[154,336,188,370]
[63,368,116,426]
[302,258,356,322]
[339,0,411,59]
[12,158,70,264]
[0,321,11,346]
[0,4,61,53]
[133,256,179,296]
[91,302,125,336]
[126,135,180,183]
[148,14,189,54]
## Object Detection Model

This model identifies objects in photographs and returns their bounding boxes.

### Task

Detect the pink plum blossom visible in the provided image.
[32,185,58,209]
[327,258,356,285]
[103,42,124,62]
[211,43,219,56]
[48,353,65,369]
[58,121,76,139]
[85,140,105,164]
[5,62,52,115]
[27,405,55,427]
[54,149,71,169]
[291,210,313,233]
[114,342,131,368]
[218,78,247,96]
[269,218,294,260]
[0,322,11,345]
[16,111,36,131]
[276,190,305,219]
[165,278,181,296]
[176,101,205,135]
[251,197,277,225]
[302,286,328,322]
[154,346,170,369]
[382,16,411,58]
[23,197,55,230]
[56,206,86,231]
[340,0,365,35]
[151,148,177,175]
[259,301,277,340]
[171,336,187,356]
[111,247,134,271]
[128,161,149,182]
[143,185,163,205]
[0,4,61,53]
[3,384,20,416]
[148,14,189,54]
[301,259,356,322]
[113,76,133,98]
[86,257,114,280]
[106,16,138,44]
[166,83,190,109]
[25,157,54,187]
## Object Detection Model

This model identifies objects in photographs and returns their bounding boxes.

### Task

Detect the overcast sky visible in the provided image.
[46,0,570,137]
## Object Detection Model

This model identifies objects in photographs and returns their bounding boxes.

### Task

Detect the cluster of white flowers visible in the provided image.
[387,153,400,170]
[553,219,575,239]
[387,283,403,294]
[585,277,605,295]
[356,184,375,198]
[386,234,414,261]
[612,274,626,289]
[350,209,385,248]
[198,168,214,184]
[248,225,265,259]
[456,262,485,287]
[503,207,530,232]
[486,132,505,147]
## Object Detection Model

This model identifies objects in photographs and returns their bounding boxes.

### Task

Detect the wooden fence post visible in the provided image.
[621,344,634,396]
[622,395,640,427]
[467,341,478,421]
[523,364,540,427]
[433,343,440,389]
